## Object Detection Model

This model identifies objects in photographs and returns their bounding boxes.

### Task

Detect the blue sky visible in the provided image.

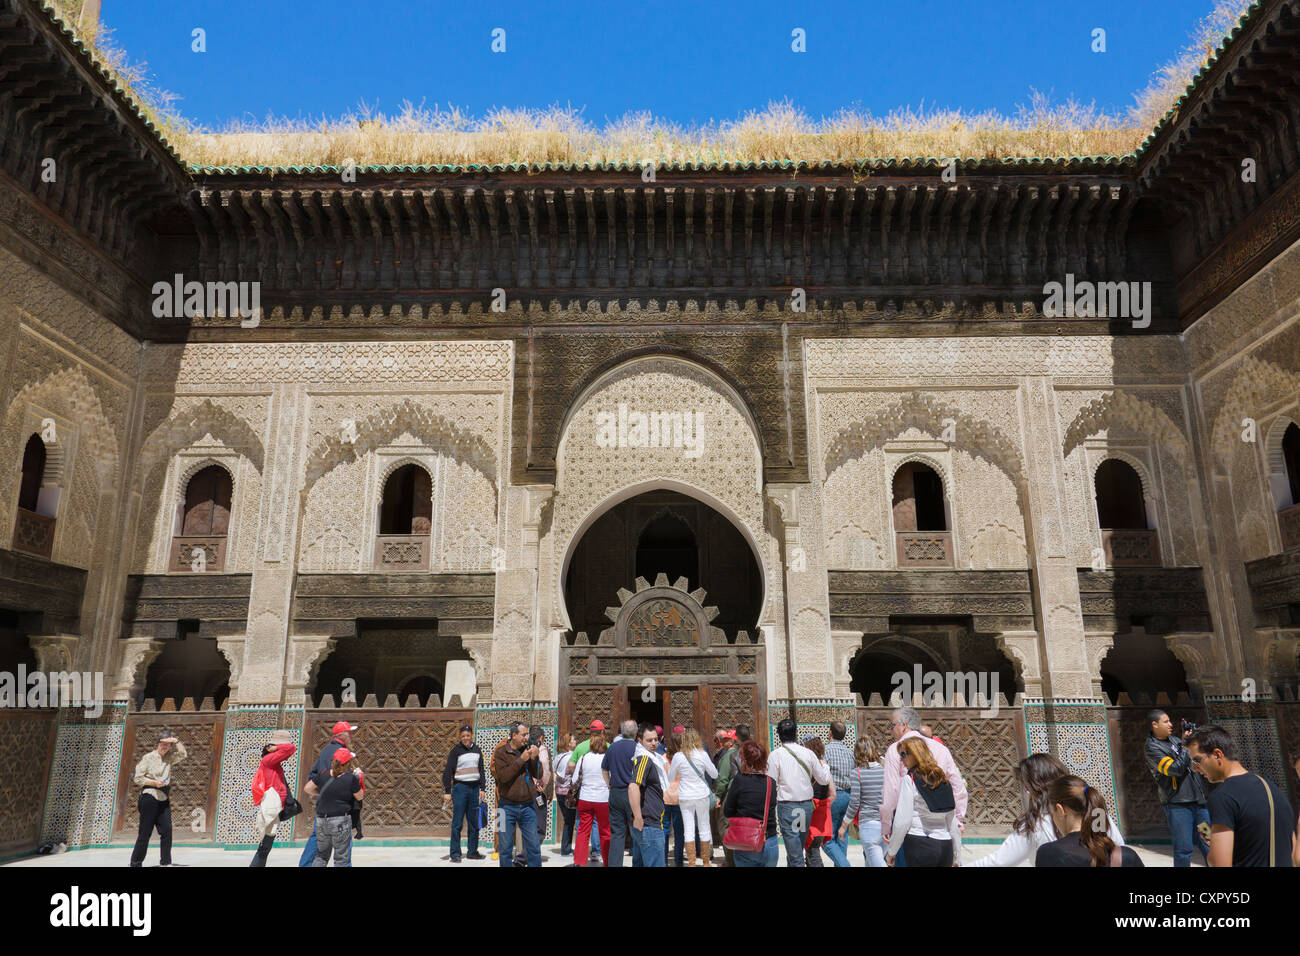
[98,1,1226,128]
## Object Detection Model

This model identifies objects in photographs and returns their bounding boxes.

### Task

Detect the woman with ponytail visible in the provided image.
[969,753,1125,866]
[1035,775,1144,867]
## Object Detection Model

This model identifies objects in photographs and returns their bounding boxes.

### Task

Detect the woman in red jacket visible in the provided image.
[250,730,297,867]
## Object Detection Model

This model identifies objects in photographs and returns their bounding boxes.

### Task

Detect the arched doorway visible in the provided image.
[560,489,765,742]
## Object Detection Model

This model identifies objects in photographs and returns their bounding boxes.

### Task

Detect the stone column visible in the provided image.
[1018,378,1116,803]
[1020,377,1093,697]
[235,384,309,704]
[766,483,849,739]
[489,484,553,702]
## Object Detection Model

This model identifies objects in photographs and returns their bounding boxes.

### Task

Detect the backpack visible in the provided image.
[910,770,956,813]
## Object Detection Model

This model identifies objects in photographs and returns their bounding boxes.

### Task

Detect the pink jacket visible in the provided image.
[880,732,968,836]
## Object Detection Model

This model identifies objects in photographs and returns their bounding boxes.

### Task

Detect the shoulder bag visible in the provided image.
[564,758,584,810]
[1256,774,1277,867]
[722,776,772,853]
[682,752,717,808]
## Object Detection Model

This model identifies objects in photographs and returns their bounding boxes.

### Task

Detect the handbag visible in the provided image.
[565,758,584,810]
[278,794,303,821]
[664,754,680,806]
[847,767,862,841]
[722,776,772,853]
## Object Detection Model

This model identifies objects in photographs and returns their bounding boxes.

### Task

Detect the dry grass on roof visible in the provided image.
[48,0,1252,169]
[170,98,1144,169]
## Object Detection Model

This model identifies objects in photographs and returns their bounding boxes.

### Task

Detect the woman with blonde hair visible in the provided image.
[884,736,961,867]
[667,728,719,866]
[839,736,886,867]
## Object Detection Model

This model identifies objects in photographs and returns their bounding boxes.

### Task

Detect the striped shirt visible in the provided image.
[825,740,855,791]
[843,762,884,823]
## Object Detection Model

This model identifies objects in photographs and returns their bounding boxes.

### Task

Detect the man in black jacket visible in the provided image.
[1144,709,1210,866]
[442,724,486,862]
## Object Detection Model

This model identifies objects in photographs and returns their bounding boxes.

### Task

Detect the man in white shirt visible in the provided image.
[767,718,831,867]
[880,706,968,866]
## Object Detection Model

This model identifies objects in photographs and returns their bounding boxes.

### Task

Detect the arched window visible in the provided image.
[379,464,432,534]
[1283,423,1300,506]
[12,434,55,558]
[892,462,952,566]
[182,465,232,536]
[375,464,432,570]
[18,434,45,513]
[892,462,947,532]
[1095,458,1160,566]
[1094,459,1147,530]
[1279,423,1300,551]
[171,464,232,572]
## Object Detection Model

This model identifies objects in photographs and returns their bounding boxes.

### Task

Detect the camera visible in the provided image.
[1181,719,1196,734]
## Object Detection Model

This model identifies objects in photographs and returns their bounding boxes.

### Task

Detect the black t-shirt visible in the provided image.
[630,754,666,827]
[1035,833,1144,867]
[314,771,362,818]
[1207,773,1296,867]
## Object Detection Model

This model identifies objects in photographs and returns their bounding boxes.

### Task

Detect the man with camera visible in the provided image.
[491,721,543,867]
[1144,709,1210,866]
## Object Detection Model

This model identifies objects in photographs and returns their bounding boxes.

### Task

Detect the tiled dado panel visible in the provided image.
[41,703,128,846]
[475,704,558,845]
[1024,698,1118,817]
[1205,697,1287,790]
[213,706,303,846]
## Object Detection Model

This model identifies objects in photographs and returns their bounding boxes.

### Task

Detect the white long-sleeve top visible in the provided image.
[669,749,718,801]
[967,811,1124,867]
[885,773,962,861]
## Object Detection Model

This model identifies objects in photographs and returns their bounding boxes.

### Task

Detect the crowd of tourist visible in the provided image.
[126,706,1300,868]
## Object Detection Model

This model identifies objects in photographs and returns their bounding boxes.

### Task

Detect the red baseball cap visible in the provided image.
[589,720,605,731]
[333,748,355,763]
[723,730,737,740]
[331,721,357,735]
[672,726,685,734]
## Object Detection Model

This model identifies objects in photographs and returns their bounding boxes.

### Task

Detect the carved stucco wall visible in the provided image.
[546,355,773,632]
[0,248,136,663]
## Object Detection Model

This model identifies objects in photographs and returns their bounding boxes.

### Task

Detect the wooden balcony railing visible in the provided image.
[170,536,225,572]
[896,531,953,567]
[374,534,430,571]
[12,508,55,559]
[1280,503,1300,552]
[1101,528,1161,567]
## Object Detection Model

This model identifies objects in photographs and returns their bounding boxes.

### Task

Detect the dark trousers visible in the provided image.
[449,782,480,859]
[899,833,953,867]
[250,834,275,867]
[607,787,633,867]
[130,793,172,866]
[558,800,576,853]
[536,796,549,843]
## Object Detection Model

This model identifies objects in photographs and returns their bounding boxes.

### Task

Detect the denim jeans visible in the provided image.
[449,782,480,859]
[777,800,814,867]
[734,834,780,867]
[311,815,353,867]
[860,819,886,867]
[607,788,638,867]
[297,818,318,867]
[1164,803,1211,867]
[667,805,685,865]
[497,801,541,867]
[638,821,667,867]
[823,790,852,867]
